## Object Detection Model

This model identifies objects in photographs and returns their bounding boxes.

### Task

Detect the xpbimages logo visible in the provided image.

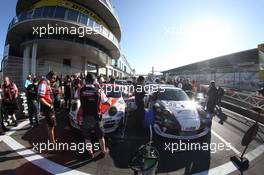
[32,24,104,37]
[164,141,232,153]
[32,140,100,153]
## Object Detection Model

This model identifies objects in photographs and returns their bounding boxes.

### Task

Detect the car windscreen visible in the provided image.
[157,89,189,101]
[103,86,122,98]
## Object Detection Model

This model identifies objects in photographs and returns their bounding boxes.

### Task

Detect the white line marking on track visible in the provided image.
[193,143,264,175]
[3,135,93,175]
[245,144,264,161]
[193,161,237,175]
[6,120,30,136]
[0,135,5,142]
[3,117,264,175]
[211,129,241,155]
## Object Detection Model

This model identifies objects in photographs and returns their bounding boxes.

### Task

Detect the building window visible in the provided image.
[33,8,43,18]
[54,6,66,19]
[43,6,56,18]
[111,59,115,66]
[79,13,88,25]
[93,22,101,33]
[26,10,33,19]
[19,12,27,21]
[67,9,79,22]
[102,26,109,37]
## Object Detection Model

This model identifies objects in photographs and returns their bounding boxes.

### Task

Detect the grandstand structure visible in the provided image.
[162,47,262,91]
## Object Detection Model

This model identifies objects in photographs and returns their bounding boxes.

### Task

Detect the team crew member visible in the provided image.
[51,81,62,113]
[24,75,32,89]
[1,100,9,135]
[63,75,72,109]
[38,71,57,144]
[183,79,193,92]
[0,111,5,135]
[1,84,8,135]
[134,76,146,128]
[217,86,225,107]
[1,77,19,126]
[206,80,218,114]
[79,74,109,158]
[26,78,39,127]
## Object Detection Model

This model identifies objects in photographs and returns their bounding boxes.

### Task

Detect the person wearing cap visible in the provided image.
[38,71,57,144]
[206,80,218,114]
[26,78,39,127]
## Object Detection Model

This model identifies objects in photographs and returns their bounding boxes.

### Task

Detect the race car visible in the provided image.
[68,84,126,133]
[148,86,210,140]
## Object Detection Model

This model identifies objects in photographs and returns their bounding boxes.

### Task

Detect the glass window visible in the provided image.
[47,6,56,17]
[78,13,88,25]
[26,10,33,19]
[19,12,27,21]
[93,22,101,33]
[42,6,55,18]
[42,7,49,17]
[54,6,66,19]
[33,8,43,18]
[157,89,189,101]
[88,18,95,27]
[102,26,109,37]
[108,32,114,41]
[67,9,79,22]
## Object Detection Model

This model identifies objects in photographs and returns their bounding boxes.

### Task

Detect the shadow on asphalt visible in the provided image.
[19,109,211,174]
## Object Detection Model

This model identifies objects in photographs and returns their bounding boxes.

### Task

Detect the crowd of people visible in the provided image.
[0,72,123,157]
[0,73,226,157]
[166,77,225,118]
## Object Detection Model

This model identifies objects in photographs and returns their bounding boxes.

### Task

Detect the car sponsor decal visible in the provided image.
[100,97,118,114]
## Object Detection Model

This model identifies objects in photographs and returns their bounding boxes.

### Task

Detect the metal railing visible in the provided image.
[224,88,264,108]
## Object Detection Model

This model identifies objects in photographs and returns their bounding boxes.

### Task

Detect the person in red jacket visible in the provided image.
[38,71,57,144]
[2,77,19,127]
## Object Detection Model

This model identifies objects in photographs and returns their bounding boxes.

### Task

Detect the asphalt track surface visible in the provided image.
[1,107,264,175]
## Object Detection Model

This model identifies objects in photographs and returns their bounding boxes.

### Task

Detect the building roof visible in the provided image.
[162,48,258,74]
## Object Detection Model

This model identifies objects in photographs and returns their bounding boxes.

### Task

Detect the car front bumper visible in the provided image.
[68,112,125,134]
[153,123,209,140]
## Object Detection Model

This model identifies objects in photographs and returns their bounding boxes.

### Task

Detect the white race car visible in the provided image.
[68,84,126,133]
[148,86,210,140]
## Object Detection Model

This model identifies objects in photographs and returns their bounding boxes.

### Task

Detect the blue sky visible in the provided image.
[1,0,264,74]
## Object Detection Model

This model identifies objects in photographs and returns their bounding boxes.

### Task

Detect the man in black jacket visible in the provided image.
[0,102,9,135]
[26,78,39,127]
[206,81,218,114]
[135,76,146,128]
[80,74,110,158]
